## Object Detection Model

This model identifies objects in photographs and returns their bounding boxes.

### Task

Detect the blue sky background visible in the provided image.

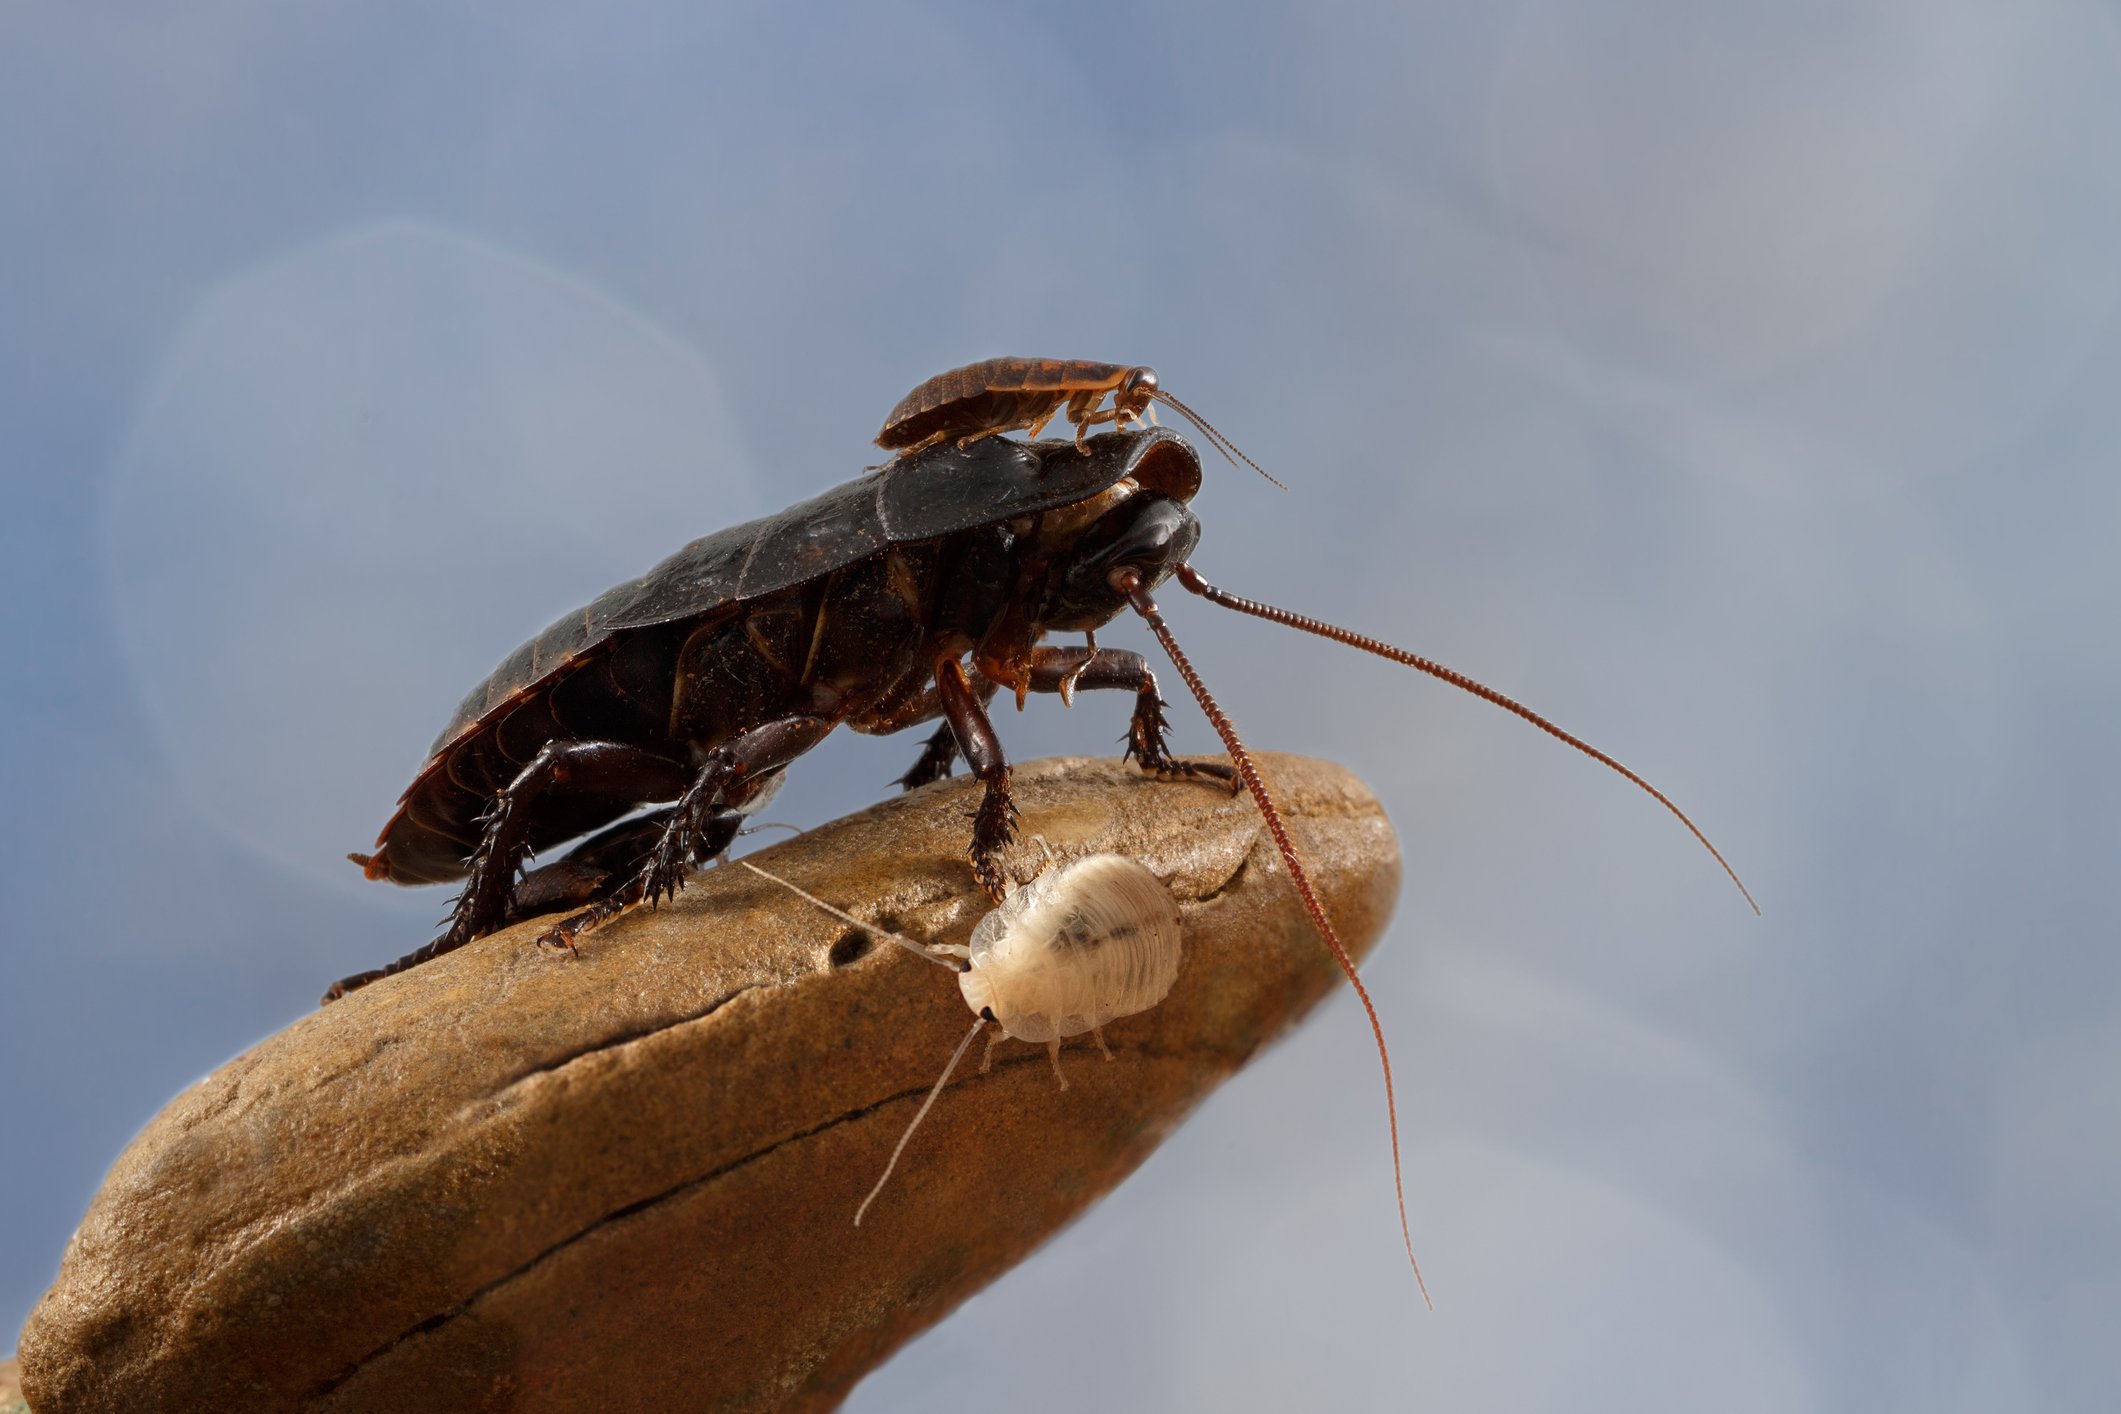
[6,3,2120,1408]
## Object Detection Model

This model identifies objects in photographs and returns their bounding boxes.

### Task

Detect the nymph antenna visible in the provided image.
[1148,389,1290,492]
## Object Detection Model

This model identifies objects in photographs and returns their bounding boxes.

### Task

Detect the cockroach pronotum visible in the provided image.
[334,420,1755,1302]
[875,356,1288,489]
[739,851,1184,1226]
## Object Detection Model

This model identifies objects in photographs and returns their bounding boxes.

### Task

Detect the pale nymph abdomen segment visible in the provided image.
[958,853,1182,1044]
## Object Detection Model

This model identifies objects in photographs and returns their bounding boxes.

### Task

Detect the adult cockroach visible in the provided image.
[332,422,1753,1297]
[738,851,1184,1225]
[876,357,1288,489]
[333,429,1231,1005]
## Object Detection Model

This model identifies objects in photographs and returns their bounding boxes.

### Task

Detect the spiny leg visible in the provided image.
[542,715,837,952]
[461,743,698,943]
[866,675,994,790]
[1061,630,1095,703]
[505,808,676,924]
[504,803,750,927]
[866,673,1000,791]
[323,740,695,1003]
[532,805,751,954]
[1018,645,1239,792]
[894,722,959,791]
[936,656,1017,901]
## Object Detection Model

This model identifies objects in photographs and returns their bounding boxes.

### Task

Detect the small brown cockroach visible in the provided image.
[875,356,1288,489]
[739,850,1183,1226]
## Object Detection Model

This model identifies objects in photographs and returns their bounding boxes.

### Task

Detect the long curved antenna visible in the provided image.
[1148,389,1291,492]
[856,1016,986,1226]
[1120,571,1430,1308]
[739,860,964,970]
[1173,565,1759,915]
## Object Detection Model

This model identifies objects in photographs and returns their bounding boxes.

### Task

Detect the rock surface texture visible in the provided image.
[21,754,1400,1413]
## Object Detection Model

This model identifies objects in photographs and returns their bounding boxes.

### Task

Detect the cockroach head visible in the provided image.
[1115,366,1160,419]
[1040,490,1201,631]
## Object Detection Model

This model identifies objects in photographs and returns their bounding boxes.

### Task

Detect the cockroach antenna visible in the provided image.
[1145,387,1289,492]
[1169,565,1759,915]
[1116,570,1433,1309]
[1117,556,1761,1302]
[735,859,960,971]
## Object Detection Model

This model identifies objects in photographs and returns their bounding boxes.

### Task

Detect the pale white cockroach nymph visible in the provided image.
[955,851,1183,1062]
[739,851,1183,1225]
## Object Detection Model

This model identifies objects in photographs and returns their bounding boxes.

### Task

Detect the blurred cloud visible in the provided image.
[100,222,758,885]
[1483,0,2121,465]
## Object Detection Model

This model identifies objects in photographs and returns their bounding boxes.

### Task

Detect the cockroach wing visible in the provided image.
[420,429,1202,754]
[597,427,1200,631]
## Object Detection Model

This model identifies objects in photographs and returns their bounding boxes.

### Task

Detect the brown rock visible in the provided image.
[21,754,1399,1413]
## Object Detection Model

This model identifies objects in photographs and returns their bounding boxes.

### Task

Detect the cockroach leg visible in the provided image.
[893,722,959,791]
[1067,401,1139,450]
[1171,565,1759,914]
[1122,689,1240,792]
[977,1029,1072,1088]
[1063,388,1103,450]
[323,742,696,1003]
[935,656,1018,900]
[456,742,696,948]
[524,802,759,911]
[1091,1025,1114,1061]
[630,715,836,912]
[1055,630,1096,706]
[875,675,998,790]
[505,808,675,924]
[1018,645,1239,791]
[538,880,634,955]
[1118,570,1431,1308]
[525,803,750,955]
[968,789,1019,902]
